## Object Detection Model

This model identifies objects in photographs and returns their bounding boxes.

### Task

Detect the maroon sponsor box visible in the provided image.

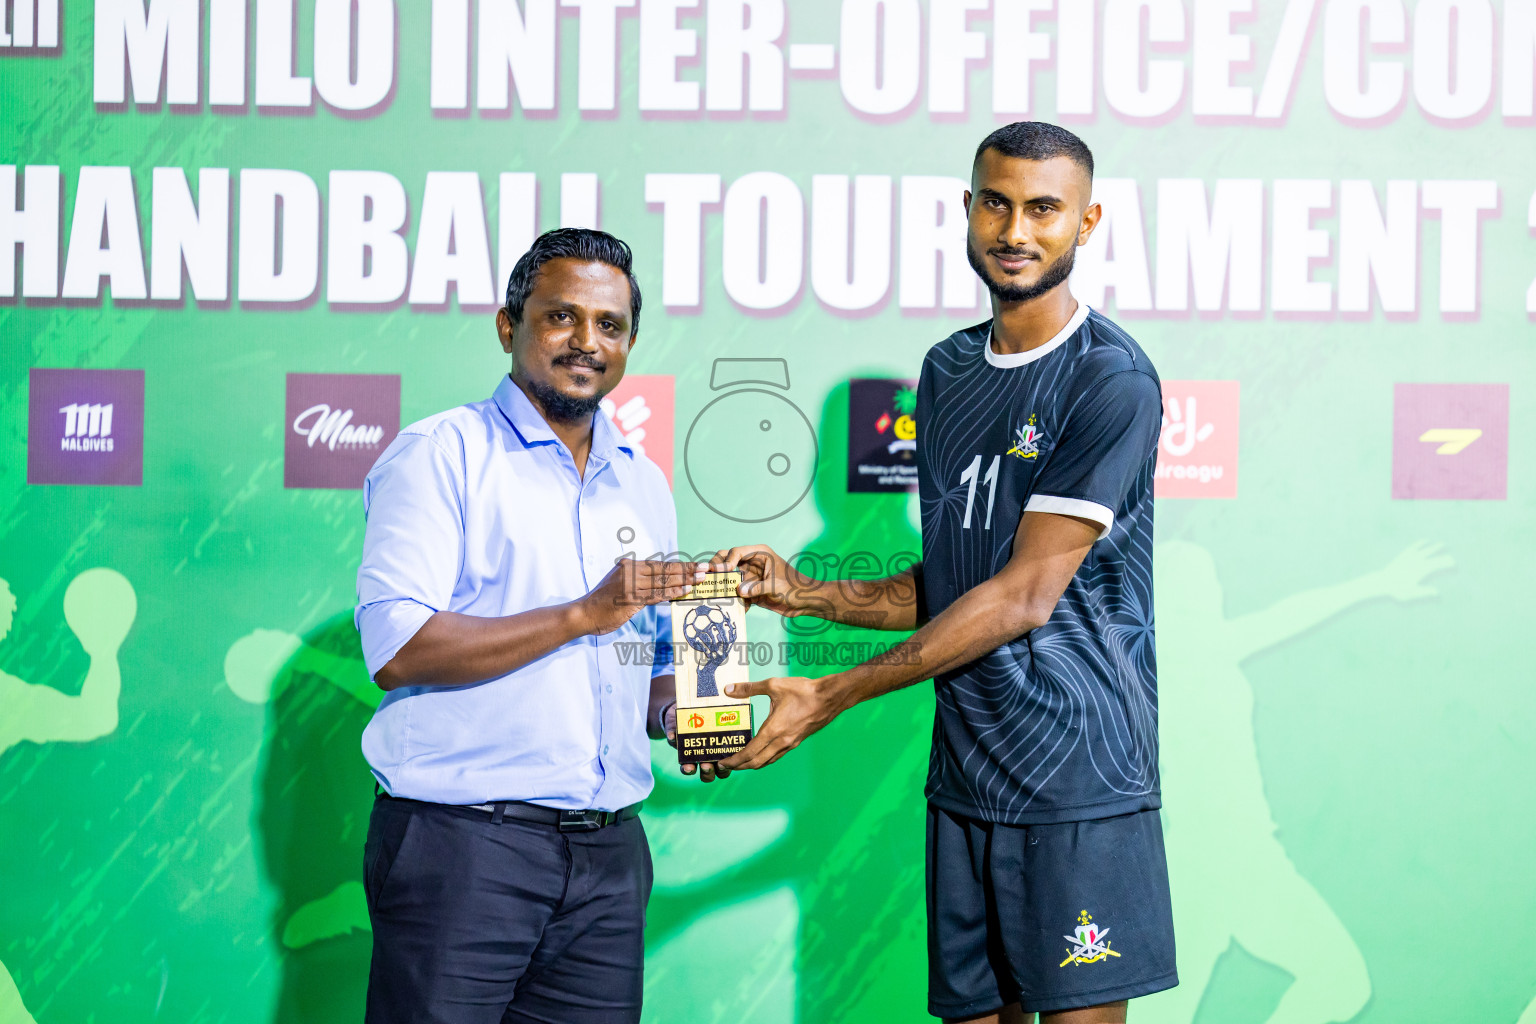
[284,373,401,489]
[28,368,145,486]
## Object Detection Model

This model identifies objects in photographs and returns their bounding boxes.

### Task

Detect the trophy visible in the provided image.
[671,570,754,765]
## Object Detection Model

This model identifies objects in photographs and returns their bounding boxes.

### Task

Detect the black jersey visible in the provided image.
[916,304,1164,824]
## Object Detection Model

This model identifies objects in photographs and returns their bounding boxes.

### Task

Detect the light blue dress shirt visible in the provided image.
[355,375,676,810]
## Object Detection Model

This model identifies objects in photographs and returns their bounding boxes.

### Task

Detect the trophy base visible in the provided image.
[676,702,754,765]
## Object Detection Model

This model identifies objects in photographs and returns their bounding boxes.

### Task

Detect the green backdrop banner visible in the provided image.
[2,1,1533,1022]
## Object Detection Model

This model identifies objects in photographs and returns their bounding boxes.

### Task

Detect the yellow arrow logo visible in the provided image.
[1418,428,1482,455]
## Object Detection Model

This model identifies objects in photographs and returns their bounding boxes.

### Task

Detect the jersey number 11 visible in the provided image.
[960,454,1001,530]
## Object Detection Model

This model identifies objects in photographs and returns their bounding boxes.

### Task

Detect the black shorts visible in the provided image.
[926,805,1178,1019]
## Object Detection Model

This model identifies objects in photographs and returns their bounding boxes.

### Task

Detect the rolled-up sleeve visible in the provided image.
[355,431,466,679]
[646,483,679,680]
[647,605,675,679]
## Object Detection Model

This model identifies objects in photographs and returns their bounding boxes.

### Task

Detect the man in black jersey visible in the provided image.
[710,123,1176,1023]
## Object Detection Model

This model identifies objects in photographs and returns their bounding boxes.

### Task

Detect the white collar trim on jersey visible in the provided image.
[984,301,1091,368]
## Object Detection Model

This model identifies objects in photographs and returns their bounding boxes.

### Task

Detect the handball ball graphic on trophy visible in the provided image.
[685,358,818,523]
[682,604,737,698]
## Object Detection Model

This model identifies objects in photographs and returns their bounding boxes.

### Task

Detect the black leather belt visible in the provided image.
[375,790,642,832]
[464,800,643,832]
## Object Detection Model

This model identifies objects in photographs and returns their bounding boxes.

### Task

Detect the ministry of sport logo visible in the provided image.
[1008,415,1043,460]
[848,378,918,494]
[28,368,144,486]
[284,373,400,489]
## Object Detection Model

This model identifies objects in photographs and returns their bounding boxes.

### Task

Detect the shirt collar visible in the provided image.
[983,302,1091,369]
[492,375,634,460]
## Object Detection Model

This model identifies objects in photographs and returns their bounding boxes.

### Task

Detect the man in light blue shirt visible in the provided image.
[354,228,702,1024]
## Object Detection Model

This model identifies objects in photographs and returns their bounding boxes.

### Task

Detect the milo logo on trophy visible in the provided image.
[671,571,754,765]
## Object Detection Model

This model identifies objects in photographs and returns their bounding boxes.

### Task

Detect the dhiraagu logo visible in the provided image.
[715,710,741,727]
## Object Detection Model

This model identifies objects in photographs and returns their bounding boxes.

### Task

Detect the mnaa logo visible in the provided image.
[284,373,400,490]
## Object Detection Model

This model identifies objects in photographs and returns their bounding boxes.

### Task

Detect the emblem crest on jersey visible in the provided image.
[1060,910,1121,966]
[1008,415,1043,460]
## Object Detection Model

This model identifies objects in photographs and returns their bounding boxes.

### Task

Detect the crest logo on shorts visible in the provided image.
[1007,415,1043,460]
[1060,910,1121,967]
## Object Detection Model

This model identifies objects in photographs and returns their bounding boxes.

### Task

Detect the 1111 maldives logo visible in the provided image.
[1060,910,1121,967]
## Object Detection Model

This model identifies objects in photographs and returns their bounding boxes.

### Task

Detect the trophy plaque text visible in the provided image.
[671,570,754,765]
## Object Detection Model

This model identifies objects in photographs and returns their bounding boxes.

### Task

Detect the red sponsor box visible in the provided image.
[601,375,675,487]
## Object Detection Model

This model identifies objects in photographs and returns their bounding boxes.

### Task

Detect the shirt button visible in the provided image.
[602,745,610,755]
[606,684,613,693]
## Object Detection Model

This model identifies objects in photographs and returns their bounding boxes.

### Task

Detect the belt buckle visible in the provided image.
[558,809,604,833]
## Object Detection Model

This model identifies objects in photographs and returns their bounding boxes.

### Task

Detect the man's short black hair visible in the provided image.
[973,121,1094,181]
[503,227,642,337]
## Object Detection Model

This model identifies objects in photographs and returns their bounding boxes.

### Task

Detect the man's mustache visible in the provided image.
[989,247,1041,260]
[554,355,606,371]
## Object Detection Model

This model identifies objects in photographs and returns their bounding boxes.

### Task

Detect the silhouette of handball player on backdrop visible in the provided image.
[0,567,137,1024]
[1140,539,1452,1024]
[226,614,380,1024]
[682,604,736,698]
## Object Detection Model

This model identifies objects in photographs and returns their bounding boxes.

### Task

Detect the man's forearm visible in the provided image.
[792,566,925,631]
[823,574,1041,712]
[375,603,590,691]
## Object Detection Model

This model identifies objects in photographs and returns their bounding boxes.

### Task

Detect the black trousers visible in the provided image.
[363,795,653,1024]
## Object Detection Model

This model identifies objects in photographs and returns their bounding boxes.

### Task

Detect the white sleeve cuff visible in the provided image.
[355,598,439,681]
[1023,495,1115,540]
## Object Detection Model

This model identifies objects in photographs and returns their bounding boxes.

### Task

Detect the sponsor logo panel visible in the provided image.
[1392,383,1508,500]
[1155,380,1239,499]
[27,368,145,486]
[848,378,918,493]
[284,373,400,489]
[601,375,675,487]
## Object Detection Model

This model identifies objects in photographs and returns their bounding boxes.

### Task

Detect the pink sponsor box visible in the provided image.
[1155,380,1240,499]
[1391,383,1508,500]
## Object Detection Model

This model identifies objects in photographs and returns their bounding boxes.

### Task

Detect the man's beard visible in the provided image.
[524,358,607,423]
[967,238,1077,304]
